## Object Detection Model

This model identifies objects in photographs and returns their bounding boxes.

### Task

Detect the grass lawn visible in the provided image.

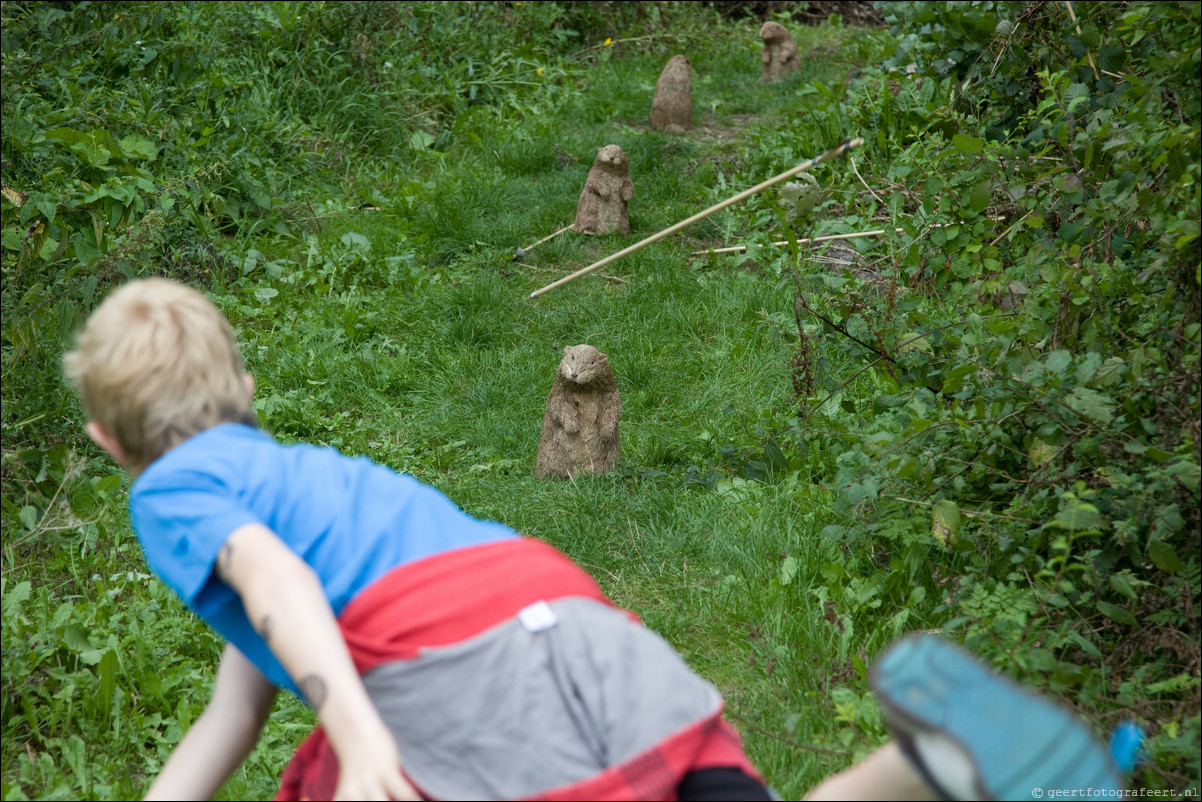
[9,2,1196,798]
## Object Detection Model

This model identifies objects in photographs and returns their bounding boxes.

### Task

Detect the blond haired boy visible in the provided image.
[65,278,772,801]
[66,278,420,800]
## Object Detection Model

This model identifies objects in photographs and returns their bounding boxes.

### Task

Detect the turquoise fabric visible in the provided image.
[871,635,1125,801]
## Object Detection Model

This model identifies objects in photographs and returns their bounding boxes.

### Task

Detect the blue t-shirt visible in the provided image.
[129,423,517,694]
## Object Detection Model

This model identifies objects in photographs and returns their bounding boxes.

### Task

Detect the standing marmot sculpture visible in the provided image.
[650,54,693,133]
[535,344,621,479]
[759,21,800,82]
[571,144,634,236]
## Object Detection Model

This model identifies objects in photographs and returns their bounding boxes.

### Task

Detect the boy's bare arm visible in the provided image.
[215,522,420,802]
[144,643,276,801]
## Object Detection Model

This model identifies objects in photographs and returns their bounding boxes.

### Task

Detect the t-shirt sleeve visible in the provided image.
[129,467,263,604]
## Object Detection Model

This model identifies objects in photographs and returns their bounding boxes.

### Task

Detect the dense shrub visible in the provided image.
[761,1,1200,786]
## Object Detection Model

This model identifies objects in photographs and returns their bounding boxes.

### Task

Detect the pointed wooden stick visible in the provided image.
[514,225,572,260]
[528,137,864,298]
[690,228,903,256]
[689,222,963,257]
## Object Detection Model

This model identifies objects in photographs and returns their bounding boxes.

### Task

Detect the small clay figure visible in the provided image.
[759,21,800,83]
[535,344,621,479]
[571,144,633,236]
[650,54,693,134]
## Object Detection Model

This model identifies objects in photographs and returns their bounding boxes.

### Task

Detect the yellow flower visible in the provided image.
[537,67,544,76]
[603,37,612,46]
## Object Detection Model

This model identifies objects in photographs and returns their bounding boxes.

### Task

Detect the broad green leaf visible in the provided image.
[764,440,787,470]
[952,133,983,155]
[1109,572,1138,602]
[1050,500,1107,532]
[62,623,95,653]
[19,505,40,531]
[1146,447,1172,463]
[341,231,370,249]
[44,126,90,146]
[56,299,82,343]
[1165,460,1201,492]
[409,130,436,150]
[942,364,976,394]
[34,198,56,224]
[1097,601,1137,627]
[779,556,799,586]
[716,477,749,496]
[1,228,22,252]
[49,600,74,629]
[1,580,32,617]
[969,180,991,212]
[1028,439,1056,467]
[1044,350,1072,375]
[1079,23,1100,48]
[83,141,111,167]
[1147,538,1185,572]
[118,135,158,160]
[899,332,932,354]
[1067,386,1114,425]
[1075,351,1102,384]
[1097,43,1127,73]
[932,499,960,546]
[1094,357,1126,387]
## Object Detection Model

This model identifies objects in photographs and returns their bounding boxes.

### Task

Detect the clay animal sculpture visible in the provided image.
[535,344,621,479]
[759,21,800,82]
[571,144,634,236]
[650,54,693,133]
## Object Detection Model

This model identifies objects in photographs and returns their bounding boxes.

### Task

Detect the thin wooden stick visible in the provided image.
[528,138,864,298]
[514,225,572,260]
[690,228,902,256]
[689,221,967,257]
[850,156,887,208]
[1063,2,1098,78]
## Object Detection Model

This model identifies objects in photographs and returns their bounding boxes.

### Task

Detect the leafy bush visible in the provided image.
[754,1,1200,788]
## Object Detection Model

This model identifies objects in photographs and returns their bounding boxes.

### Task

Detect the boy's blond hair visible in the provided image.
[64,278,254,472]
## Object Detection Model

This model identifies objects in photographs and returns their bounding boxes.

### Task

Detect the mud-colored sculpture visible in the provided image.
[650,54,693,134]
[571,144,633,236]
[759,21,800,82]
[535,344,621,479]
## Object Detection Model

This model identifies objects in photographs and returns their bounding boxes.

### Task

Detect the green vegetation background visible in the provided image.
[2,1,1198,799]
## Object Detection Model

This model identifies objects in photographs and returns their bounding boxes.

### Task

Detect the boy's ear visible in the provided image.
[243,373,255,402]
[86,421,131,468]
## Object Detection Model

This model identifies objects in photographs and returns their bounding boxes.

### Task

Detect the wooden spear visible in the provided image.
[689,222,961,256]
[528,137,864,298]
[513,225,572,260]
[689,228,905,257]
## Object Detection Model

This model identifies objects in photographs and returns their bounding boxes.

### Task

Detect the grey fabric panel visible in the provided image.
[361,597,723,800]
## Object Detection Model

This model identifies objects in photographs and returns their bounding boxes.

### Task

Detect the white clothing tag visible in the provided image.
[518,600,558,633]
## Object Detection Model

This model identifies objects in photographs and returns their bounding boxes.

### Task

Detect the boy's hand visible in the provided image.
[332,730,421,801]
